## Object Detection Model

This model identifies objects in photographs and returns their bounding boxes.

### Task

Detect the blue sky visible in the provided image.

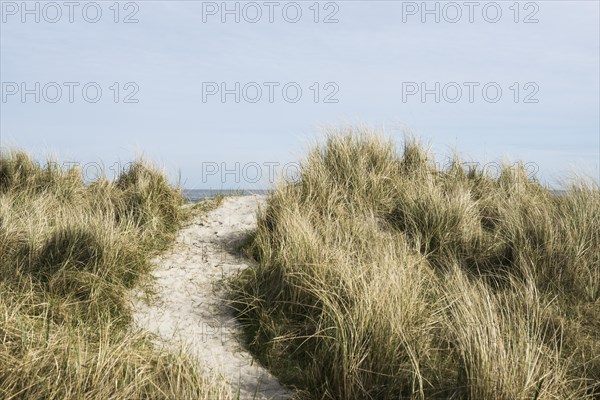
[1,1,598,189]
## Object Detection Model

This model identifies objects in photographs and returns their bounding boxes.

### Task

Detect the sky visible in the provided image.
[1,0,599,189]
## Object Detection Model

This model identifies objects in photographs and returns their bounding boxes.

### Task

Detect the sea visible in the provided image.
[182,189,270,202]
[183,189,568,202]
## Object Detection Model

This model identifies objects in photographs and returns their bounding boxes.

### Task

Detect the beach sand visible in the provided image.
[132,195,291,399]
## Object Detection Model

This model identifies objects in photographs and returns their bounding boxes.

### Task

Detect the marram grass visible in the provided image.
[0,150,232,400]
[231,129,600,399]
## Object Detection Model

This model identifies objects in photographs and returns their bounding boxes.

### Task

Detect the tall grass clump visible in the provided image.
[0,149,231,399]
[231,127,599,399]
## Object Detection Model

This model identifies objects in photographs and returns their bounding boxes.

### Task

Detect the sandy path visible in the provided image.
[132,195,291,399]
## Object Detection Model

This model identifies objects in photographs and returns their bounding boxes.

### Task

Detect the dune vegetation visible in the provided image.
[231,129,600,399]
[0,150,231,399]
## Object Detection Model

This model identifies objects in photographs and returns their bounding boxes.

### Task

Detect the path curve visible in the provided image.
[132,195,291,399]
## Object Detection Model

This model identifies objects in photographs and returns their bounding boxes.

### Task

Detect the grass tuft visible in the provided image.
[230,129,600,399]
[0,149,232,399]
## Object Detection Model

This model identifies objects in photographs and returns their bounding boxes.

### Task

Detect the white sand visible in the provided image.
[132,195,292,399]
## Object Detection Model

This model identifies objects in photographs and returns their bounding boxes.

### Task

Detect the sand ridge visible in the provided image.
[132,195,291,399]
